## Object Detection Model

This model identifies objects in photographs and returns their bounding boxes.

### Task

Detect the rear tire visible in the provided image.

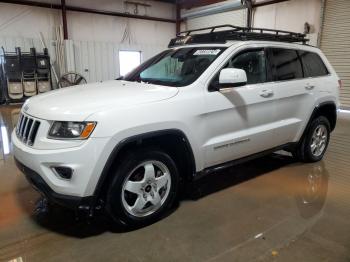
[293,116,331,163]
[106,148,179,227]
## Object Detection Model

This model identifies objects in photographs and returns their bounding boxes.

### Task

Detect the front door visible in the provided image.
[203,48,277,168]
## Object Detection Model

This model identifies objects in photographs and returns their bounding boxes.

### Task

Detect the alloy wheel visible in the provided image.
[121,160,171,217]
[310,124,328,157]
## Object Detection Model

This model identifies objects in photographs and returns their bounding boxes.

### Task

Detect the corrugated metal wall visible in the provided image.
[73,41,165,83]
[186,9,247,30]
[320,0,350,108]
[1,36,166,86]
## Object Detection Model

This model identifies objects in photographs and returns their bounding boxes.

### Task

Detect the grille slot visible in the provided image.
[16,113,41,146]
[23,119,33,142]
[20,117,28,137]
[28,121,40,146]
[16,114,24,135]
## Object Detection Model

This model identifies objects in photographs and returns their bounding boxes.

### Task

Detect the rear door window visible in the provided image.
[298,51,329,77]
[271,48,303,81]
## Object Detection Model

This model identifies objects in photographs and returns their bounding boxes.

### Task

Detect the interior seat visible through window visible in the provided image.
[229,51,267,85]
[209,49,267,90]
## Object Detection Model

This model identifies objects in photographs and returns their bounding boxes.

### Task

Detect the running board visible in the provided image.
[194,143,296,181]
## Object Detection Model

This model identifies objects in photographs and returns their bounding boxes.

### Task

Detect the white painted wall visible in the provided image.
[183,0,247,31]
[0,3,60,40]
[185,9,247,30]
[253,0,322,46]
[67,11,174,45]
[0,1,176,84]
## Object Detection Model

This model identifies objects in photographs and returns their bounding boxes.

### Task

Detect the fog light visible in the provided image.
[52,166,73,179]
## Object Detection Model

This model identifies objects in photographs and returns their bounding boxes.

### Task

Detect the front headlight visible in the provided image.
[48,121,96,140]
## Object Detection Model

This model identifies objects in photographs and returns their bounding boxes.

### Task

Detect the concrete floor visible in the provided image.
[0,105,350,262]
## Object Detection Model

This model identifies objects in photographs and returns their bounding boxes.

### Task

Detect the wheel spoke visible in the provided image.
[156,174,169,190]
[124,180,143,194]
[144,163,155,180]
[311,143,317,153]
[316,147,322,155]
[132,196,147,213]
[150,192,162,207]
[317,128,322,137]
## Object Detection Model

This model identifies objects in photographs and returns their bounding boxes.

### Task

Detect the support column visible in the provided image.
[176,2,181,35]
[243,0,253,28]
[61,0,68,39]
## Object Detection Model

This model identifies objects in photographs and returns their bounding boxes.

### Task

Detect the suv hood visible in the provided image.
[24,80,179,121]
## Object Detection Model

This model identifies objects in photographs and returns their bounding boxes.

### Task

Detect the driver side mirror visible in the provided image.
[218,68,247,90]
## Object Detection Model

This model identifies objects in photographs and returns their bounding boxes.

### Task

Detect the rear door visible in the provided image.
[268,48,316,146]
[298,50,332,94]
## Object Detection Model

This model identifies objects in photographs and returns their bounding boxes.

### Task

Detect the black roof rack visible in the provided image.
[168,24,309,48]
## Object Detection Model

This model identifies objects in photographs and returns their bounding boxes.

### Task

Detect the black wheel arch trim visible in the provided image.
[92,129,196,202]
[302,101,337,140]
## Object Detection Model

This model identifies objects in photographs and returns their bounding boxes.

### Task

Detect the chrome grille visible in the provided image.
[16,113,41,146]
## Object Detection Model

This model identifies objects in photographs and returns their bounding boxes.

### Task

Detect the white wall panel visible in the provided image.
[0,1,174,85]
[72,40,165,83]
[186,9,247,30]
[0,3,60,40]
[0,3,175,45]
[1,35,166,86]
[16,0,175,20]
[253,0,322,46]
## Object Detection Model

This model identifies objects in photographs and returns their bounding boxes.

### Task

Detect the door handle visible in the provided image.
[305,84,315,90]
[259,89,274,98]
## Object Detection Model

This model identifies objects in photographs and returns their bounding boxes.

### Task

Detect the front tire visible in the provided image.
[294,116,331,163]
[106,148,179,227]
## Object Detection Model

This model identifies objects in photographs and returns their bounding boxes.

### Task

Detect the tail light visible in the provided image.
[338,79,343,89]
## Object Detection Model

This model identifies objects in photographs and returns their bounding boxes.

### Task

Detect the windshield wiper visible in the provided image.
[141,79,169,86]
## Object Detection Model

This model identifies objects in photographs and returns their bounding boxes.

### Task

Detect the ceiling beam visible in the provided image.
[0,0,176,23]
[179,0,228,9]
[252,0,290,8]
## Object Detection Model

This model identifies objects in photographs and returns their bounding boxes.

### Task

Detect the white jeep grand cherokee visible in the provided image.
[13,26,340,226]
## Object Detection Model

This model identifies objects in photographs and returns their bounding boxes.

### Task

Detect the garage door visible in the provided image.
[186,9,247,30]
[320,0,350,108]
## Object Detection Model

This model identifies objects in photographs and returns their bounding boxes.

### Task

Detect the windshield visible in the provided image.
[122,47,226,87]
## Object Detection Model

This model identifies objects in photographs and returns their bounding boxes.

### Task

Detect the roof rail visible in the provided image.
[168,24,309,48]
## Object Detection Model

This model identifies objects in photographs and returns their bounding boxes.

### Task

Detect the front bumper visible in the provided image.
[12,130,113,198]
[15,158,92,209]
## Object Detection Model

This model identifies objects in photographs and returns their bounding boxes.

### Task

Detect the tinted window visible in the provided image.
[229,50,267,85]
[271,49,303,81]
[299,51,328,77]
[209,49,267,90]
